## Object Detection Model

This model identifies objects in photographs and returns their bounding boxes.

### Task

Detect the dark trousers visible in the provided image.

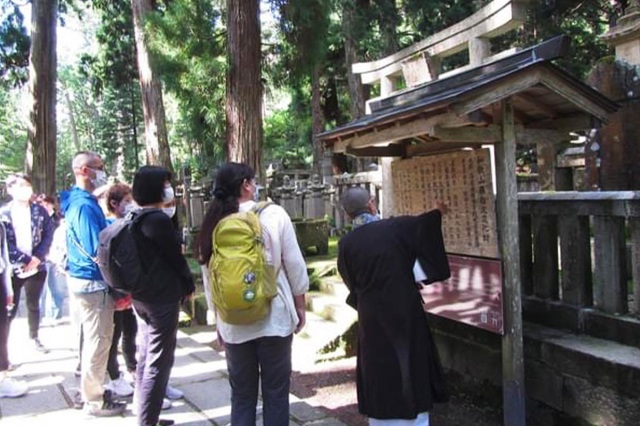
[8,270,46,339]
[133,300,179,426]
[107,308,138,380]
[225,334,293,426]
[0,271,9,371]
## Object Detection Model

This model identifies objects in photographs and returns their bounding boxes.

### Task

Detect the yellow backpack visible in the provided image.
[208,202,278,324]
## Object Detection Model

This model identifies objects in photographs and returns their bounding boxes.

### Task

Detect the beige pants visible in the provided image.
[70,288,114,405]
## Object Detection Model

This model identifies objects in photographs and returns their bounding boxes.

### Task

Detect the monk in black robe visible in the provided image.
[338,187,450,424]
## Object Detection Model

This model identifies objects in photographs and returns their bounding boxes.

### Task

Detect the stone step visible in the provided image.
[318,276,351,300]
[306,291,358,324]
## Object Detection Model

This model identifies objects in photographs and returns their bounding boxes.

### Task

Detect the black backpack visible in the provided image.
[97,210,153,294]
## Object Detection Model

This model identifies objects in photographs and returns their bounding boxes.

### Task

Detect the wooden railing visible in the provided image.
[518,192,640,347]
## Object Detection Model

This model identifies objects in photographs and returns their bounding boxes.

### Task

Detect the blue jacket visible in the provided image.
[0,202,55,273]
[60,186,107,282]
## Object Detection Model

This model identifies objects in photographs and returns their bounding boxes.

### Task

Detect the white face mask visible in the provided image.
[122,202,138,216]
[162,206,176,218]
[91,169,108,188]
[11,186,33,202]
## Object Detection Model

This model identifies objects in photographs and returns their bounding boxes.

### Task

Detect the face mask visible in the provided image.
[123,202,138,216]
[91,169,108,188]
[162,206,176,218]
[12,186,33,202]
[163,186,175,202]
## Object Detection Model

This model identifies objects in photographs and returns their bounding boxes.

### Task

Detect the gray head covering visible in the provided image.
[341,187,371,217]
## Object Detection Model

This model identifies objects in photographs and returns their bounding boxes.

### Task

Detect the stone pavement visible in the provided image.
[0,316,348,426]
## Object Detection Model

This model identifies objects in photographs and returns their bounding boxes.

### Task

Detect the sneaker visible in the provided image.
[162,397,172,410]
[84,391,126,417]
[0,377,28,398]
[31,338,49,353]
[157,419,175,426]
[72,390,83,409]
[131,397,171,415]
[165,384,183,400]
[106,374,134,397]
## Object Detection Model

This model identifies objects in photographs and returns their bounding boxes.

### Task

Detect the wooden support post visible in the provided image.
[631,218,640,314]
[593,216,628,313]
[496,99,525,426]
[559,215,593,307]
[532,215,559,299]
[519,214,533,296]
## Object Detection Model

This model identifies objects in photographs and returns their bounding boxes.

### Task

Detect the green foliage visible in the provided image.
[0,3,30,87]
[144,0,227,181]
[0,85,26,180]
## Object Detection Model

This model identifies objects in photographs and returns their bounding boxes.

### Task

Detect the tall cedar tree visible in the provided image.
[131,0,174,173]
[226,0,263,177]
[26,0,58,195]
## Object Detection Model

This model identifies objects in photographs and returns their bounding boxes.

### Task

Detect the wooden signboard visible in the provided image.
[421,254,503,334]
[392,148,498,258]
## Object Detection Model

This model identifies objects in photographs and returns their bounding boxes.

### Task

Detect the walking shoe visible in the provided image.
[165,384,183,400]
[157,419,175,426]
[72,390,84,409]
[162,397,172,410]
[84,390,126,417]
[105,373,134,397]
[31,338,49,353]
[0,377,28,398]
[131,397,171,415]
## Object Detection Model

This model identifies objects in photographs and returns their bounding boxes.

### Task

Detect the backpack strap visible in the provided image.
[251,201,273,216]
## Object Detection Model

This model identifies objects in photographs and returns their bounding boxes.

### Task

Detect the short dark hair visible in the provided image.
[6,173,31,188]
[105,183,132,213]
[132,166,172,206]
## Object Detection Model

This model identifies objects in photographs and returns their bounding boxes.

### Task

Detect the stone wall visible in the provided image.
[428,314,640,426]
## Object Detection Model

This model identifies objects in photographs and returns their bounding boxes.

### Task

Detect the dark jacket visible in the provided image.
[60,186,107,281]
[337,210,450,419]
[0,202,55,273]
[132,208,195,304]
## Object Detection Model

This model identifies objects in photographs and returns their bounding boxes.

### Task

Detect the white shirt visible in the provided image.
[10,203,32,257]
[217,200,309,344]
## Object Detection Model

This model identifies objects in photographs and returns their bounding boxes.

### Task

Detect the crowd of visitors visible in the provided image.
[0,152,448,426]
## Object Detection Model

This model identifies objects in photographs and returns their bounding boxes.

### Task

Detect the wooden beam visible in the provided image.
[529,113,594,132]
[538,68,613,123]
[333,113,466,152]
[514,92,557,119]
[515,127,566,145]
[451,70,543,116]
[405,142,483,157]
[345,145,405,157]
[432,125,501,142]
[495,99,526,426]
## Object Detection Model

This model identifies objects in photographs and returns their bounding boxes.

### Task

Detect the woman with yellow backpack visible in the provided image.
[195,162,309,426]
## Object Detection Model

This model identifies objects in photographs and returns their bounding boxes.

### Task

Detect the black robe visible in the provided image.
[337,210,450,419]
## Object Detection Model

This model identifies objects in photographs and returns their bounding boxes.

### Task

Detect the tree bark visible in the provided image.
[26,0,57,195]
[342,2,366,120]
[131,0,174,173]
[226,0,263,178]
[311,65,325,176]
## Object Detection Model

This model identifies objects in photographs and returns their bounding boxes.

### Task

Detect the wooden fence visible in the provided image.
[519,191,640,347]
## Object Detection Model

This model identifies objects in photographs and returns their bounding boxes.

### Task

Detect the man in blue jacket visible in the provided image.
[60,151,125,417]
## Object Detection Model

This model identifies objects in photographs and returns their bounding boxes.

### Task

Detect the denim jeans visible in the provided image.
[225,334,293,426]
[40,262,67,320]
